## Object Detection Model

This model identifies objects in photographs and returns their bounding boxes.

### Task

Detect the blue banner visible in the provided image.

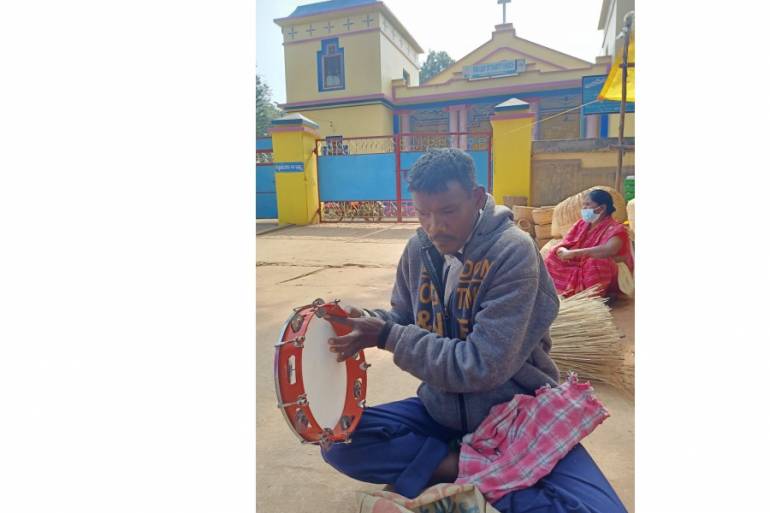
[463,59,526,80]
[582,75,635,115]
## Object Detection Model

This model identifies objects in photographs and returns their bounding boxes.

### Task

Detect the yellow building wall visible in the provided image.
[395,63,608,103]
[271,128,320,225]
[295,104,393,138]
[491,115,533,204]
[427,28,594,85]
[607,112,635,137]
[379,32,419,90]
[531,150,635,168]
[284,29,384,104]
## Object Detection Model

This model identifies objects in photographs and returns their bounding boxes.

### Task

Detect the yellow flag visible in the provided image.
[598,35,634,102]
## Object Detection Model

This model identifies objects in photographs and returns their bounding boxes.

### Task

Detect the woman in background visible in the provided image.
[544,189,634,297]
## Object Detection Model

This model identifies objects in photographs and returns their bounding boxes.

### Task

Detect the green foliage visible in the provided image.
[419,50,455,84]
[257,69,281,137]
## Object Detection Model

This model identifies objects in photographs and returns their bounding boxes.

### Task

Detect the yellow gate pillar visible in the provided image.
[269,114,321,225]
[490,98,534,205]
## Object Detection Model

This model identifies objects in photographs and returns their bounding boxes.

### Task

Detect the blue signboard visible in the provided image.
[582,75,635,115]
[275,162,305,173]
[463,59,526,80]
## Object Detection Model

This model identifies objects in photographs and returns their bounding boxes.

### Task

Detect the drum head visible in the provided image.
[302,317,347,430]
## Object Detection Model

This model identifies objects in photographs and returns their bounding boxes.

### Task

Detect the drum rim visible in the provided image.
[273,311,308,444]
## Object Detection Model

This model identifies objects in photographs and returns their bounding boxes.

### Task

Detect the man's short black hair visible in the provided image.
[407,148,477,194]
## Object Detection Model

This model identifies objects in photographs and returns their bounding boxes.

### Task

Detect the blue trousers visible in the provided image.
[322,397,627,513]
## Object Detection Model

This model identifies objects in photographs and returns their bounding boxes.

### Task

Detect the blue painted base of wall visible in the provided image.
[318,153,396,201]
[256,164,277,218]
[257,193,278,218]
[317,151,490,202]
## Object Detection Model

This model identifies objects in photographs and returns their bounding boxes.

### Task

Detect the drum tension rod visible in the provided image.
[277,394,307,409]
[274,336,305,348]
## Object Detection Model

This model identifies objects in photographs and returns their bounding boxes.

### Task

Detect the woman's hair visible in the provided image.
[587,189,616,215]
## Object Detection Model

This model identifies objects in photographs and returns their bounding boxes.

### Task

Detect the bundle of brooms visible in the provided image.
[550,287,634,397]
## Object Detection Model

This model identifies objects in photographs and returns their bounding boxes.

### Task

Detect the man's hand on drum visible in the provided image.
[323,313,385,362]
[340,305,365,318]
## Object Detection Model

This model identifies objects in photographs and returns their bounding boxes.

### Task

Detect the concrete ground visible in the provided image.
[256,223,634,512]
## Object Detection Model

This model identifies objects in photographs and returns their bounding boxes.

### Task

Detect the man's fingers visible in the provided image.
[338,303,363,318]
[328,332,358,348]
[323,313,354,326]
[335,345,359,362]
[327,332,360,362]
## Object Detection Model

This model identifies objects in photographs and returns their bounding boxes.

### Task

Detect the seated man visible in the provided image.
[544,189,634,297]
[320,149,626,513]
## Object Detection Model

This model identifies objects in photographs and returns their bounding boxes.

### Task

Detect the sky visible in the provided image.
[257,0,605,104]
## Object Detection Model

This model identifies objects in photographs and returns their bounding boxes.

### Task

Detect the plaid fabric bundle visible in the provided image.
[455,373,610,502]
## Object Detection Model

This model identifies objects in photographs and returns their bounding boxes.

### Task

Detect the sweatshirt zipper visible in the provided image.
[421,246,469,434]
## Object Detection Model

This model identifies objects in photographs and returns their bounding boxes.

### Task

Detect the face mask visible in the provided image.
[581,208,599,223]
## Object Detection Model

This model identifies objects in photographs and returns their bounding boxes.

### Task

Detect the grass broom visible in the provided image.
[550,287,634,397]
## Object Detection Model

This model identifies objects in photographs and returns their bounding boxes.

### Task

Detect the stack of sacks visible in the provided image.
[532,206,555,249]
[503,195,529,209]
[551,186,627,238]
[512,205,536,240]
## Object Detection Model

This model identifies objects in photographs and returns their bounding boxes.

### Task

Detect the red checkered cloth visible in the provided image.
[544,217,634,297]
[455,374,610,502]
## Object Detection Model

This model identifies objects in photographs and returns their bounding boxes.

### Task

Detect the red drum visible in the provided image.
[274,299,369,448]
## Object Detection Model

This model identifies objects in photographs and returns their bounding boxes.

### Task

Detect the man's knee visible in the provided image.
[320,443,352,474]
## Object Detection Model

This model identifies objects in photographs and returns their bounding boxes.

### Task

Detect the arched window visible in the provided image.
[317,38,345,92]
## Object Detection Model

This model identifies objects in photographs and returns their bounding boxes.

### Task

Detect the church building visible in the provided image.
[273,0,633,141]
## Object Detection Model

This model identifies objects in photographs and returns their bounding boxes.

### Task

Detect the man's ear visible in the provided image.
[473,186,486,210]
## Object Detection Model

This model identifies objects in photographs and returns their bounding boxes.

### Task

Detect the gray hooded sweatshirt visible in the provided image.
[374,195,560,433]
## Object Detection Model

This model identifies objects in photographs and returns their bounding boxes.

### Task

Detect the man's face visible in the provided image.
[413,180,486,255]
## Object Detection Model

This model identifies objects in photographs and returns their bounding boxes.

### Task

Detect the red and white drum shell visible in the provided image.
[274,299,368,446]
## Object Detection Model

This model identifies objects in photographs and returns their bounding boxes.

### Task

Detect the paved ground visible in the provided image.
[256,223,634,512]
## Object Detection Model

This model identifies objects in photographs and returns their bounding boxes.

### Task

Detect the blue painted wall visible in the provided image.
[399,151,490,200]
[317,151,489,202]
[600,115,609,138]
[318,153,396,201]
[256,164,277,218]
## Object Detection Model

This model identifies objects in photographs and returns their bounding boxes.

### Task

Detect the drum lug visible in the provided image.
[359,362,372,371]
[277,393,307,409]
[293,298,326,313]
[274,336,305,348]
[353,378,363,399]
[289,312,304,332]
[319,428,335,451]
[357,399,366,408]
